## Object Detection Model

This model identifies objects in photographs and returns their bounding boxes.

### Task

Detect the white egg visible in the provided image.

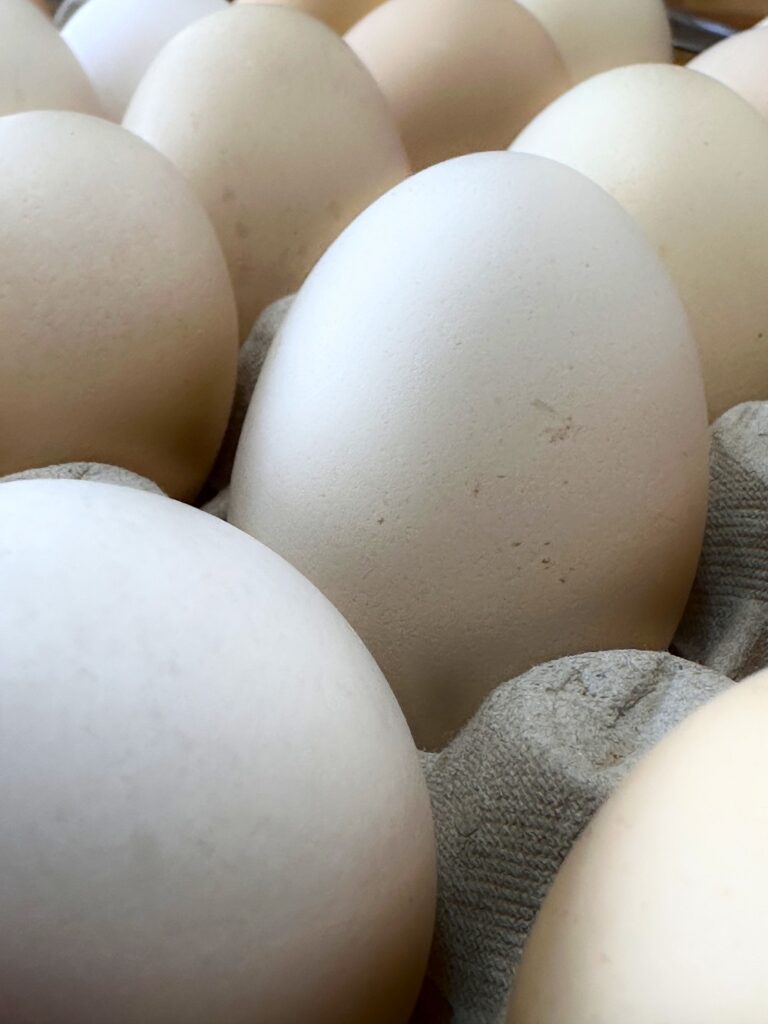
[0,0,99,115]
[62,0,227,120]
[0,479,436,1024]
[513,63,768,420]
[229,151,709,751]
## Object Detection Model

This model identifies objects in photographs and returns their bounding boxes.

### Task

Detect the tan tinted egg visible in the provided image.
[0,0,100,115]
[124,6,409,340]
[0,479,436,1024]
[235,0,381,35]
[0,112,238,500]
[514,64,768,420]
[345,0,569,172]
[508,670,768,1024]
[689,30,768,121]
[62,0,227,122]
[229,152,709,751]
[516,0,672,82]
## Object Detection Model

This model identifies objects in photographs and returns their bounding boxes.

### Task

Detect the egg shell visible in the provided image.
[62,0,226,122]
[689,30,768,121]
[514,64,768,421]
[229,151,710,752]
[0,479,436,1024]
[0,0,100,116]
[123,5,409,340]
[507,669,768,1023]
[515,0,671,82]
[235,0,380,35]
[345,0,569,172]
[0,111,238,501]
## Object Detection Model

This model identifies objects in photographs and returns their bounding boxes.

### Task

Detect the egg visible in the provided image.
[123,6,408,340]
[235,0,380,35]
[0,111,238,500]
[0,0,100,115]
[507,669,768,1023]
[345,0,569,172]
[513,64,768,421]
[61,0,226,122]
[689,30,768,122]
[0,479,436,1024]
[515,0,672,82]
[229,151,710,751]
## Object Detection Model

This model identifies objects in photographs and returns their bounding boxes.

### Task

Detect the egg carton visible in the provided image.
[5,294,767,1023]
[669,6,738,51]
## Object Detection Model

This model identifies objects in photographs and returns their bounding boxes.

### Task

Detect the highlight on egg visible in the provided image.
[229,150,710,752]
[513,63,768,421]
[0,0,100,116]
[62,0,227,121]
[124,4,409,340]
[345,0,570,172]
[0,479,437,1024]
[507,668,768,1024]
[0,110,238,500]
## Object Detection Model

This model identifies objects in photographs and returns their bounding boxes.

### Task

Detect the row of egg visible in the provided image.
[7,0,768,746]
[2,1,768,1019]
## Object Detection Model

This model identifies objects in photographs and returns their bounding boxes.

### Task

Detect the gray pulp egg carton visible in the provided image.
[24,5,764,1024]
[7,297,768,1024]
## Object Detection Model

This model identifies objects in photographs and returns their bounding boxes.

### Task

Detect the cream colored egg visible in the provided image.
[0,479,436,1024]
[690,30,768,121]
[515,0,672,82]
[0,0,100,115]
[514,64,768,421]
[62,0,226,122]
[124,6,409,340]
[345,0,569,172]
[507,670,768,1023]
[229,152,710,751]
[0,111,238,501]
[236,0,381,35]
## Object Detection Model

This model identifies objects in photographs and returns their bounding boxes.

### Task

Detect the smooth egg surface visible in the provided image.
[230,151,709,751]
[514,63,768,420]
[124,5,409,340]
[0,479,437,1024]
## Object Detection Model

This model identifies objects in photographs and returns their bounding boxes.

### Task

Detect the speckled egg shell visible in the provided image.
[123,5,409,340]
[229,151,709,751]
